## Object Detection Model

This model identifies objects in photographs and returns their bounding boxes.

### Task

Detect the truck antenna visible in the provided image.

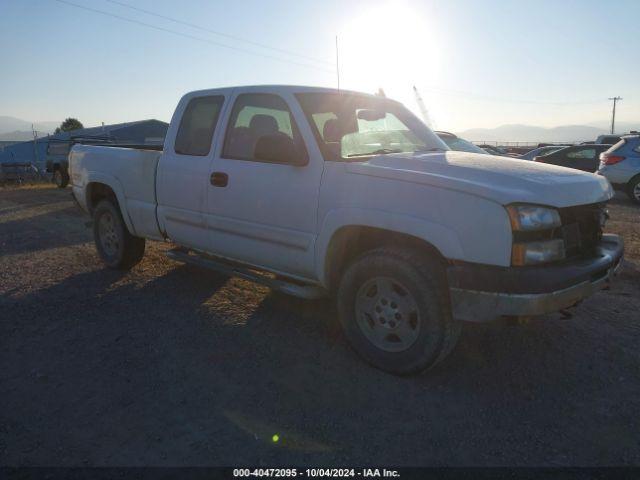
[413,86,433,129]
[335,35,340,90]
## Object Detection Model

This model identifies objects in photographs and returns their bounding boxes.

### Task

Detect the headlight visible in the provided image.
[512,239,565,266]
[506,204,561,231]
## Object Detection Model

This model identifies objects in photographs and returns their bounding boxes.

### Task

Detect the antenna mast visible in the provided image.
[413,86,433,129]
[335,35,340,90]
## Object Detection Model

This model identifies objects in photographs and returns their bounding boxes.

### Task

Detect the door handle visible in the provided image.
[210,172,228,187]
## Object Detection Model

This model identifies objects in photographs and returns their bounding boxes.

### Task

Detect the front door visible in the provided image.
[205,89,324,279]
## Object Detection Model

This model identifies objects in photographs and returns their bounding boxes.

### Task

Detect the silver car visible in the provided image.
[598,134,640,203]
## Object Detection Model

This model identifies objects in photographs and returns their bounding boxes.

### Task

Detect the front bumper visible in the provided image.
[448,234,624,322]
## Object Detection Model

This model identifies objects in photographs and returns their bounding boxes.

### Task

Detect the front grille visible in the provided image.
[558,203,605,259]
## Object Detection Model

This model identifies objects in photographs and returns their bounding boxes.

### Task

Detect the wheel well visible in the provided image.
[86,182,119,214]
[628,173,640,186]
[324,226,446,292]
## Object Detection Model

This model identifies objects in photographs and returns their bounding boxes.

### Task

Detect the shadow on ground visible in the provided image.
[2,255,639,466]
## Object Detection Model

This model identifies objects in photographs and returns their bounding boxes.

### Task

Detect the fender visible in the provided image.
[84,171,137,236]
[314,208,465,286]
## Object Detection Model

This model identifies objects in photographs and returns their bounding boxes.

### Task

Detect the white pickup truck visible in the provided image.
[69,85,624,374]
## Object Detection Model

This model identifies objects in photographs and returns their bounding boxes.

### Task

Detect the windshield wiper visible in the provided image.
[347,148,402,157]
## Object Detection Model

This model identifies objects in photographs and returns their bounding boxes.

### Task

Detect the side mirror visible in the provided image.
[254,134,308,166]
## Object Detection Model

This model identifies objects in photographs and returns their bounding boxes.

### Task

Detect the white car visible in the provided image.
[69,85,624,375]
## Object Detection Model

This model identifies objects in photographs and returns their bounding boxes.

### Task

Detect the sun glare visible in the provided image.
[338,2,440,102]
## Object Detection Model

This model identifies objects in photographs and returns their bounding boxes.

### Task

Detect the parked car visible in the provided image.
[534,144,612,172]
[476,144,519,157]
[595,134,622,145]
[46,135,116,188]
[69,85,623,375]
[435,131,488,154]
[519,145,569,161]
[598,134,640,203]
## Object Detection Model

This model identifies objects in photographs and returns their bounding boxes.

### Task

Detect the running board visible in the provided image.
[166,248,327,300]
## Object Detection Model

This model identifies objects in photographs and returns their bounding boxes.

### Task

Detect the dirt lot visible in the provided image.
[1,184,639,466]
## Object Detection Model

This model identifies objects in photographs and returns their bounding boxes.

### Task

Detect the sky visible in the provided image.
[1,0,638,133]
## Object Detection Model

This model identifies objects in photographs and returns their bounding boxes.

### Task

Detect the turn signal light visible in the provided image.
[512,239,565,266]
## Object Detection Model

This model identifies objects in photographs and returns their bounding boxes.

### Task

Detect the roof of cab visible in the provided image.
[184,84,378,98]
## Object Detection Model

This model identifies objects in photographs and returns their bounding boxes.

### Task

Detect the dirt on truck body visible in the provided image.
[1,184,639,466]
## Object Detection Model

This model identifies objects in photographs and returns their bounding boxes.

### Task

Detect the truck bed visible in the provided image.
[70,144,163,240]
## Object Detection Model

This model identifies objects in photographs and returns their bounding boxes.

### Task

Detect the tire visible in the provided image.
[53,169,69,188]
[626,175,640,204]
[337,247,461,375]
[93,199,145,270]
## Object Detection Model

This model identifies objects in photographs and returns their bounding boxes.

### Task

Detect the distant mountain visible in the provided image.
[584,121,639,132]
[457,123,640,143]
[0,130,43,142]
[0,116,60,136]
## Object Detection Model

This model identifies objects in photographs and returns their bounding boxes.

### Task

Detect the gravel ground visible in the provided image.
[1,184,639,467]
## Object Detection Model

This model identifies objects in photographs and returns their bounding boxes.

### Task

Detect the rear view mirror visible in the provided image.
[357,109,386,122]
[254,134,308,166]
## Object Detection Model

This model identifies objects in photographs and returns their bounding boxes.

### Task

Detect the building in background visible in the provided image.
[0,119,168,172]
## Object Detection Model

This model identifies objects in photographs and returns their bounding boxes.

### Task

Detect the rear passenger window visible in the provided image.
[222,93,306,163]
[174,95,224,156]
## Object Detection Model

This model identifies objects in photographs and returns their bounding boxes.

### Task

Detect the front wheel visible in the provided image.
[337,247,461,375]
[93,199,145,270]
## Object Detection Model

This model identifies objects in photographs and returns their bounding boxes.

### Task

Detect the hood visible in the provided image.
[346,151,613,207]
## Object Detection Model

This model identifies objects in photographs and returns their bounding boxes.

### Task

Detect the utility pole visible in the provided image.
[31,124,40,166]
[608,96,622,134]
[335,35,340,90]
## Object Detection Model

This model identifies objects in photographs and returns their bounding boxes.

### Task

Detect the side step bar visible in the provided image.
[166,248,327,300]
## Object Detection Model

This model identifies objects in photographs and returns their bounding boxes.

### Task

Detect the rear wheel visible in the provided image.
[627,175,640,204]
[93,199,145,270]
[53,169,69,188]
[337,247,461,375]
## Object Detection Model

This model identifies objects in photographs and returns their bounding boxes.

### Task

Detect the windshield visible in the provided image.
[295,92,448,161]
[439,135,487,154]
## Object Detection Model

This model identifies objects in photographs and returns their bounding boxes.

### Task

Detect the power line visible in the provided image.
[52,0,335,74]
[105,0,333,67]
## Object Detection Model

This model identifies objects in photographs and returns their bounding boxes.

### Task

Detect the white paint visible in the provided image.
[69,85,614,287]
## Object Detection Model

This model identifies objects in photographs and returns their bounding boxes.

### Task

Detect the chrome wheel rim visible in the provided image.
[355,276,420,352]
[98,211,119,256]
[634,182,640,201]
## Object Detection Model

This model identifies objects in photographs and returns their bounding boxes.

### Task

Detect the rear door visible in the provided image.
[205,89,324,279]
[156,91,230,251]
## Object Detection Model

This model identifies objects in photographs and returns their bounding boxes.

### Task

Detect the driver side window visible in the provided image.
[222,93,307,164]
